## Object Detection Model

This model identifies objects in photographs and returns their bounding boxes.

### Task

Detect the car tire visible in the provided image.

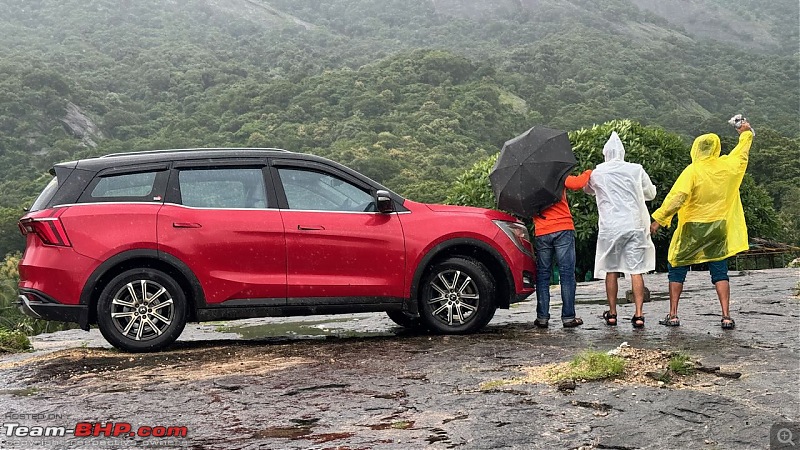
[385,310,426,330]
[96,268,187,352]
[418,256,496,334]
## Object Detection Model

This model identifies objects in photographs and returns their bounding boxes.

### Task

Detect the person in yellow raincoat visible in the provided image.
[650,120,754,329]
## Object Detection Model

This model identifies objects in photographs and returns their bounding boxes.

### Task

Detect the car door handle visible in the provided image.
[173,222,202,228]
[297,225,325,231]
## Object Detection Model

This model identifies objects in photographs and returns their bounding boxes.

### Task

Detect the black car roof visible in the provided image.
[52,148,397,197]
[58,148,304,171]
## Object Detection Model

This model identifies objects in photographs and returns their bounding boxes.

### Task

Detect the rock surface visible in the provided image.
[0,268,797,449]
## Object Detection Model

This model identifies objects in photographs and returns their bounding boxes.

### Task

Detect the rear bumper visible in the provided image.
[18,289,89,330]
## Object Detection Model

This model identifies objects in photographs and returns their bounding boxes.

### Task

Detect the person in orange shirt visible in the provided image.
[533,169,592,328]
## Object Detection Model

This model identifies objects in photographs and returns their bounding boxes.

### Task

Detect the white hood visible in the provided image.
[602,131,625,162]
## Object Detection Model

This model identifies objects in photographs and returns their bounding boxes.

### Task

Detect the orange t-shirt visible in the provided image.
[532,170,592,237]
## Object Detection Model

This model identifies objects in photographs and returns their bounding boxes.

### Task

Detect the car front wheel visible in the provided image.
[418,257,496,334]
[96,268,187,352]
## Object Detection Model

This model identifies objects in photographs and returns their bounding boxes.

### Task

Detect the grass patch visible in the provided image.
[668,353,694,376]
[391,420,414,430]
[551,350,626,382]
[480,379,516,390]
[0,328,32,353]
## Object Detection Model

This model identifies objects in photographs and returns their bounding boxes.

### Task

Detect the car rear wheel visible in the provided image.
[96,268,187,352]
[419,257,496,334]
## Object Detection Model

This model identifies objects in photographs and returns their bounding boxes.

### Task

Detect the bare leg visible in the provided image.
[631,274,645,320]
[716,280,732,325]
[668,281,682,318]
[604,273,619,324]
[605,272,619,313]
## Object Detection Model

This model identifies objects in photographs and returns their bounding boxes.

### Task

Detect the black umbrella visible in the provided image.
[489,126,577,218]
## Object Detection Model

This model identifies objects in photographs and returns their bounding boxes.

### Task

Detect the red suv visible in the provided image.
[18,149,535,352]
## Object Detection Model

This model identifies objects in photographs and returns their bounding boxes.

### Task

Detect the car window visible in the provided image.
[278,168,375,212]
[91,172,157,198]
[30,177,59,212]
[179,168,267,209]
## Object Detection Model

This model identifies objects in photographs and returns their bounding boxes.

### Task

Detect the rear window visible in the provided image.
[29,177,59,212]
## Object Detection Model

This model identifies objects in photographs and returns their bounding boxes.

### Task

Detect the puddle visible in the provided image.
[0,387,39,396]
[253,426,313,439]
[218,319,393,340]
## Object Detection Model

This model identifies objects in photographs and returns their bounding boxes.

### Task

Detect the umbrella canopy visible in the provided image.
[489,126,577,218]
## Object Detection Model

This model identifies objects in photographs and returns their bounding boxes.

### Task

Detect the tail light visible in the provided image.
[19,215,72,247]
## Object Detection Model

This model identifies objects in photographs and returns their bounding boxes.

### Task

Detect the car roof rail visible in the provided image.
[100,148,290,158]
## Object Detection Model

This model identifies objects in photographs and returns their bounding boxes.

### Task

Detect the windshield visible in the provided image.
[29,177,59,212]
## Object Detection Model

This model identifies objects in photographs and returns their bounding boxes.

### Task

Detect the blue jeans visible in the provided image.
[535,230,577,322]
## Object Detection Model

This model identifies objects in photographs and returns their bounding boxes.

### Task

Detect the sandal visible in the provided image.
[659,314,680,327]
[721,316,736,330]
[562,318,584,328]
[602,311,617,326]
[631,315,645,328]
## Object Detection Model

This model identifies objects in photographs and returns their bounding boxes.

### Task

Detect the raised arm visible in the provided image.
[565,169,592,191]
[725,128,754,171]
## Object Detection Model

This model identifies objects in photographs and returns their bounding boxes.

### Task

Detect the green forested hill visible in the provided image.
[0,0,797,256]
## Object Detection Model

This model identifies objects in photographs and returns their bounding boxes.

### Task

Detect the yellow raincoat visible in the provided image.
[652,130,753,267]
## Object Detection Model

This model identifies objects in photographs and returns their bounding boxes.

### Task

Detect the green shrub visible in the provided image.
[0,328,31,353]
[553,350,626,381]
[669,353,694,376]
[1,252,77,335]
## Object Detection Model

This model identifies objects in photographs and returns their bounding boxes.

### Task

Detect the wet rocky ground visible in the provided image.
[0,268,798,450]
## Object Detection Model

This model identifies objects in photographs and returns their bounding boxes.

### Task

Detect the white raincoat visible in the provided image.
[584,132,657,278]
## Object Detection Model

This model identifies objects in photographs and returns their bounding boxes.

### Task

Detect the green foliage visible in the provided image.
[737,128,800,245]
[668,353,694,376]
[0,0,796,262]
[446,154,499,210]
[552,350,626,381]
[0,328,31,353]
[0,253,76,336]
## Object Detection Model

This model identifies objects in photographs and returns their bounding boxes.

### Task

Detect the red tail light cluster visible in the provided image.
[19,216,72,247]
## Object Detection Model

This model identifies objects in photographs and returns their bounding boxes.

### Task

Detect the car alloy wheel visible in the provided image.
[97,268,187,352]
[419,257,496,334]
[110,279,175,341]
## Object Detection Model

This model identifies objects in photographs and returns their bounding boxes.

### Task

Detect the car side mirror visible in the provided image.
[375,190,394,213]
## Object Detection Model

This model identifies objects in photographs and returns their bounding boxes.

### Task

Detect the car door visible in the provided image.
[271,160,406,304]
[157,160,287,305]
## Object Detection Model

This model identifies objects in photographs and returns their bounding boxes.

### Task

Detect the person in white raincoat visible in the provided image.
[584,132,656,328]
